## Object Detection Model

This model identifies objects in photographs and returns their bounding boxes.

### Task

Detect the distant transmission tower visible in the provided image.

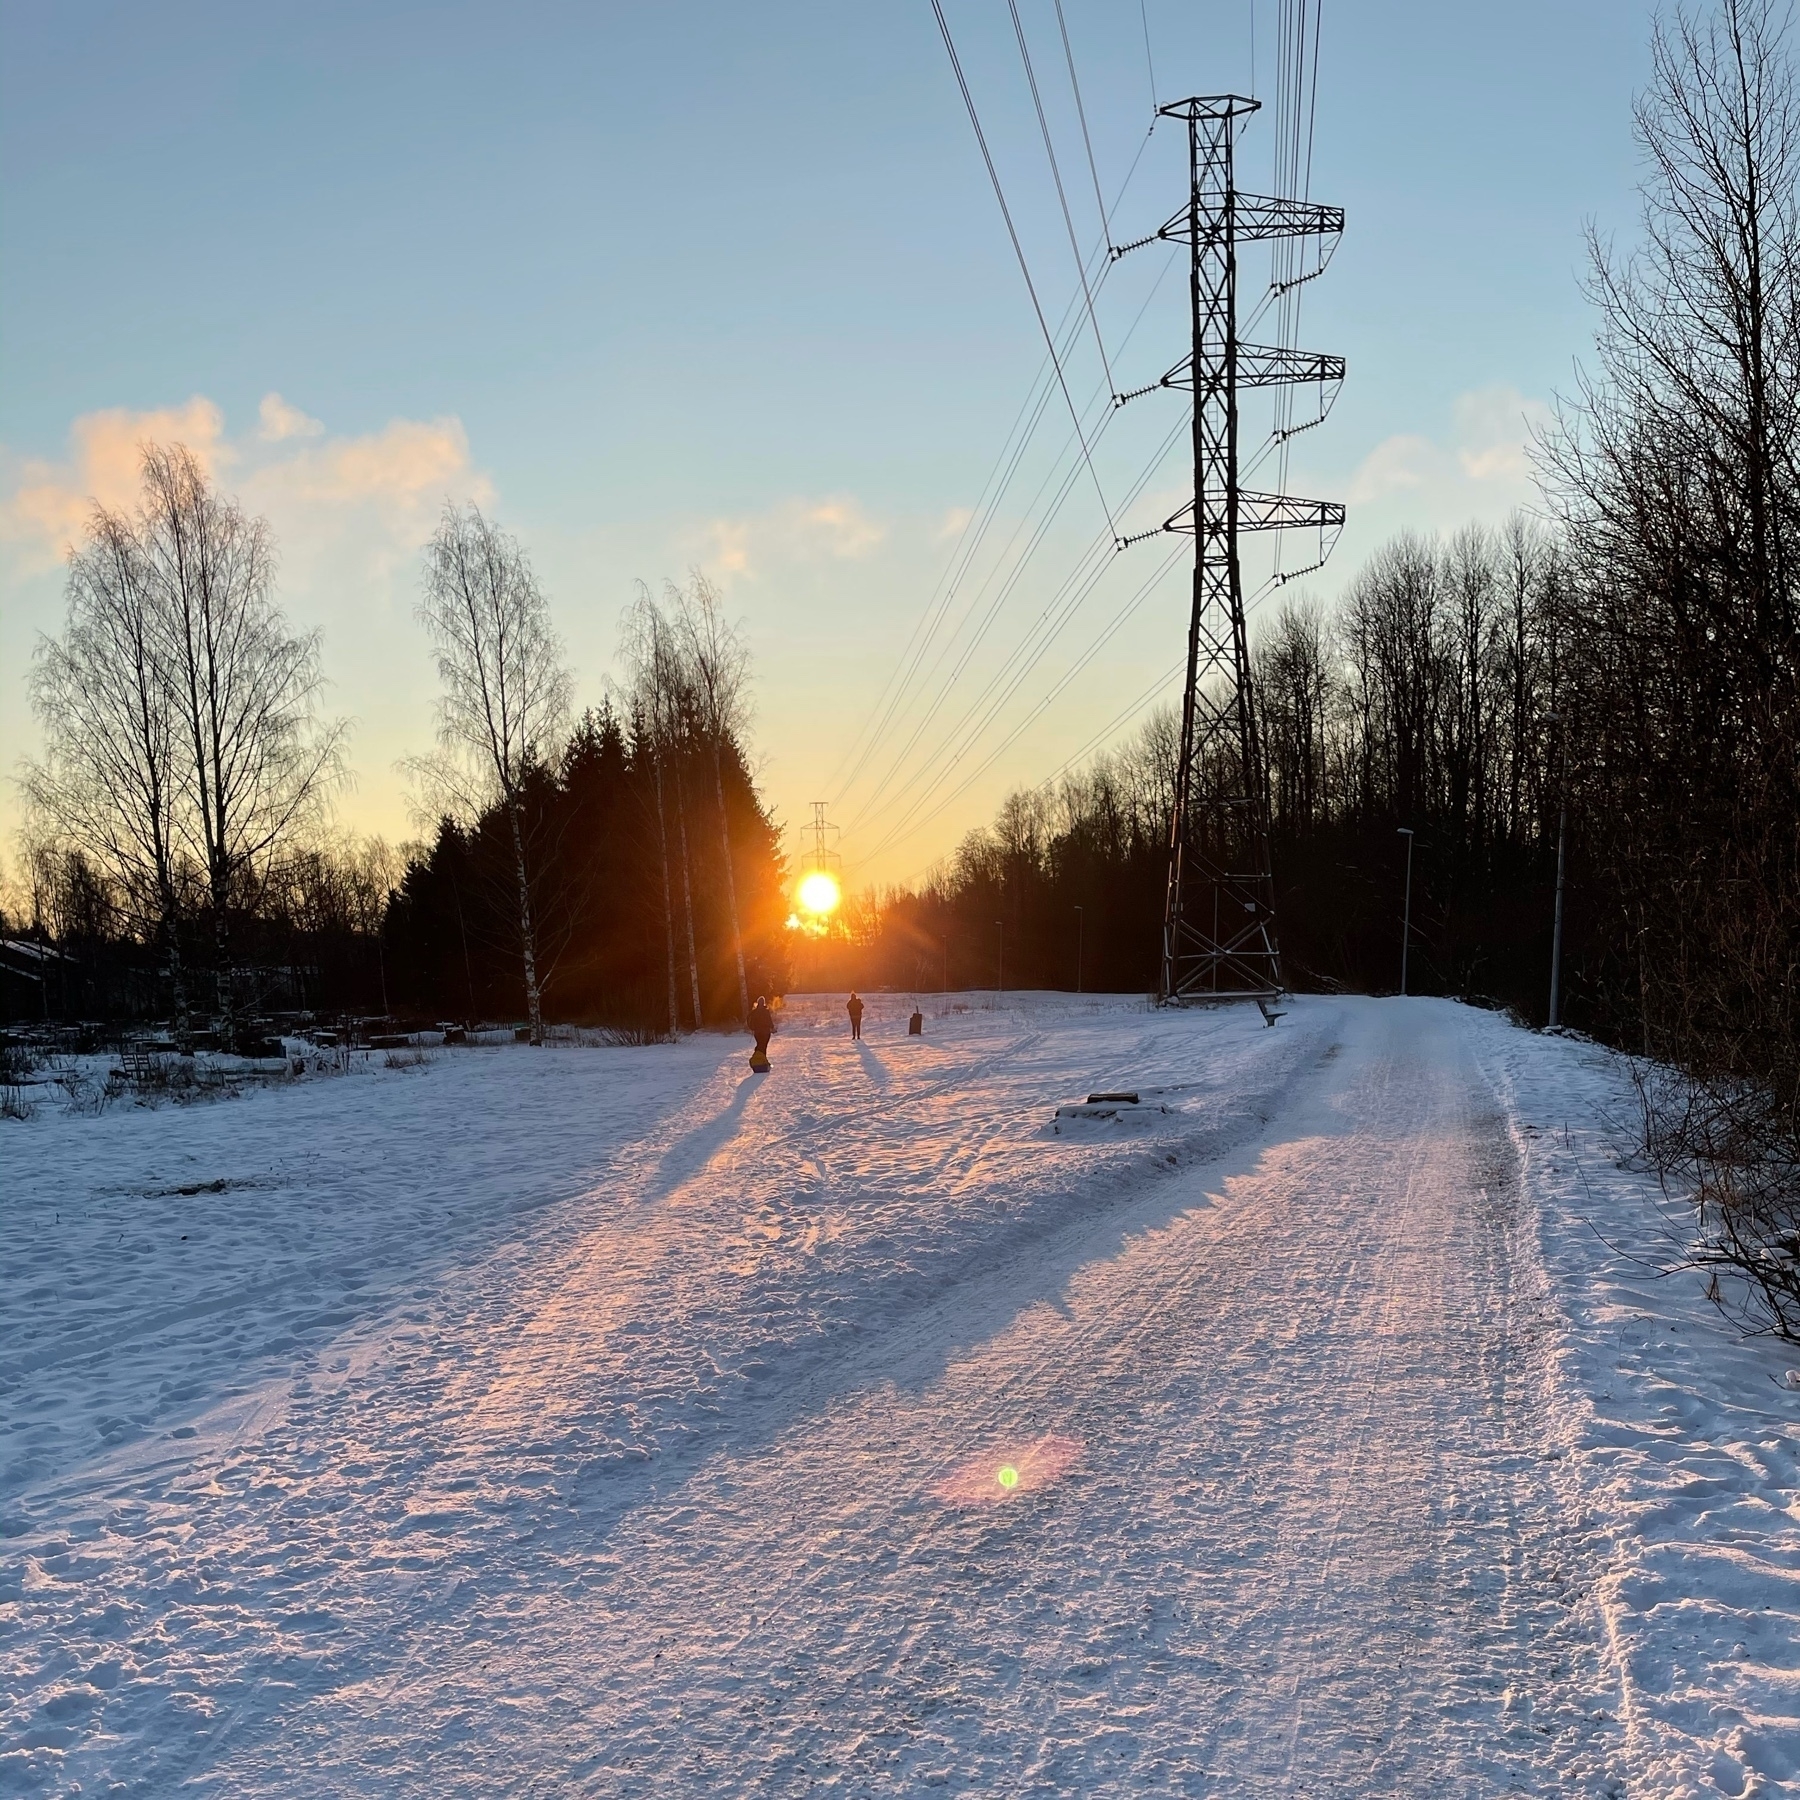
[1128,95,1344,1002]
[802,801,842,883]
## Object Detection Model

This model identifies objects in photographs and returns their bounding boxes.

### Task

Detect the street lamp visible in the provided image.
[1546,711,1569,1028]
[1074,905,1084,994]
[1397,827,1415,997]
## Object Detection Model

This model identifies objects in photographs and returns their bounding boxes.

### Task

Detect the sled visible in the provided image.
[748,1050,771,1073]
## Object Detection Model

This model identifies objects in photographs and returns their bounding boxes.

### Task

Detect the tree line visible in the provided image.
[387,569,786,1038]
[847,517,1564,1001]
[13,459,786,1040]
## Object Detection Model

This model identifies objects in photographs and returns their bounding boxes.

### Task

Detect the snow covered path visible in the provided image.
[5,996,1797,1794]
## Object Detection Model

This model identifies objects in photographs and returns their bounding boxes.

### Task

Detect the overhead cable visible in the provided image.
[1138,0,1159,117]
[861,539,1190,864]
[842,244,1180,824]
[1053,0,1114,255]
[930,0,1118,541]
[850,412,1193,845]
[825,298,1080,802]
[846,392,1190,837]
[1006,0,1117,400]
[835,129,1168,813]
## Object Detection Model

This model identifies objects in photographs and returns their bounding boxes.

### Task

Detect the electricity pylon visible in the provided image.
[1130,95,1344,1002]
[802,801,842,884]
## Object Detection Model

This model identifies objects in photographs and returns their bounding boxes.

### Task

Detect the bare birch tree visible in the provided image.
[415,503,570,1045]
[631,693,683,1035]
[138,445,344,1047]
[27,448,341,1047]
[25,505,189,1031]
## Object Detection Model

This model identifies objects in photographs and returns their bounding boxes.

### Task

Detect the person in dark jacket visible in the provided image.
[748,995,774,1069]
[846,992,865,1040]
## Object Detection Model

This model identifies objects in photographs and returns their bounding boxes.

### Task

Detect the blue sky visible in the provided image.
[2,0,1656,888]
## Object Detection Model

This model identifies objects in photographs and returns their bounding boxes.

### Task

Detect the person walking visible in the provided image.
[748,994,774,1071]
[846,991,865,1041]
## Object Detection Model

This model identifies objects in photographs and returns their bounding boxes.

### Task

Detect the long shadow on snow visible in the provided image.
[145,1009,1373,1782]
[0,1042,733,1512]
[644,1070,762,1201]
[563,1006,1362,1529]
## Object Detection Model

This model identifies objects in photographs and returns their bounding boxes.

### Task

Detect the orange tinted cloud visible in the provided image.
[3,395,489,573]
[4,396,227,559]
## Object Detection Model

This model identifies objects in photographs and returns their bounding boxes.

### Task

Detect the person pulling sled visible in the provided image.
[748,995,774,1072]
[846,992,865,1040]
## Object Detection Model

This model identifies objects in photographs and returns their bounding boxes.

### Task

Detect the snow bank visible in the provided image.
[1479,1019,1800,1798]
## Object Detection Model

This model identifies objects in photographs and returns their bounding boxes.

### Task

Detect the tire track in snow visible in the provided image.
[213,1004,1611,1794]
[446,1008,1605,1792]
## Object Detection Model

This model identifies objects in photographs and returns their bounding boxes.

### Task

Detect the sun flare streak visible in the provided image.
[933,1434,1084,1506]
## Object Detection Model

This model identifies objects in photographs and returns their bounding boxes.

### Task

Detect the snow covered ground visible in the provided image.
[2,994,1796,1796]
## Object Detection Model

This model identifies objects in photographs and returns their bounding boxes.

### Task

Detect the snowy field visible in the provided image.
[2,993,1797,1796]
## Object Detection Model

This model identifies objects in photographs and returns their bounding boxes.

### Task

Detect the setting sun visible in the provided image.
[797,871,841,916]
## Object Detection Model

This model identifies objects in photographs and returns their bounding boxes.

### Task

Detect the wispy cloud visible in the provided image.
[0,394,499,853]
[704,494,887,578]
[1345,385,1553,522]
[257,392,325,443]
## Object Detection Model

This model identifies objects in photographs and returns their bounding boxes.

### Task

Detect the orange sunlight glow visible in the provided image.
[797,871,841,916]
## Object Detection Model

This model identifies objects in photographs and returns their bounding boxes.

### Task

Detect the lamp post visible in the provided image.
[1074,905,1084,994]
[1397,827,1415,997]
[1547,711,1569,1028]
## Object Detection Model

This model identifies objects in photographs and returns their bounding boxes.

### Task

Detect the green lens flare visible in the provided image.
[996,1464,1019,1489]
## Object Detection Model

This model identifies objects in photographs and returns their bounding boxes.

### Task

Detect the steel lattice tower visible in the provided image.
[1153,95,1344,1003]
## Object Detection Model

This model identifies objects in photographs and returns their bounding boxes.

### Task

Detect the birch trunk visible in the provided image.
[675,765,704,1028]
[508,798,544,1045]
[712,744,750,1021]
[654,756,681,1034]
[213,891,235,1052]
[163,895,192,1051]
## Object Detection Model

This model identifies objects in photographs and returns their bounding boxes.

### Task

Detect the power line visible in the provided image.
[845,398,1191,841]
[844,442,1111,831]
[824,286,1087,803]
[892,653,1180,887]
[1041,659,1181,793]
[1138,0,1159,116]
[832,133,1169,818]
[868,549,1300,875]
[1053,0,1114,254]
[1008,0,1116,398]
[861,537,1191,865]
[840,243,1181,826]
[828,35,1151,806]
[930,0,1118,540]
[852,408,1195,841]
